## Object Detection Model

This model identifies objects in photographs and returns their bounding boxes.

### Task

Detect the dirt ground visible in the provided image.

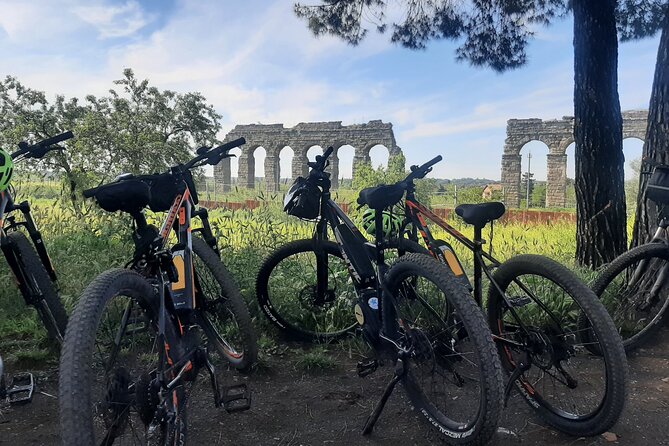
[1,327,668,446]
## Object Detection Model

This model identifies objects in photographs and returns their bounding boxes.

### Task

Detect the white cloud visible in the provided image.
[74,1,150,38]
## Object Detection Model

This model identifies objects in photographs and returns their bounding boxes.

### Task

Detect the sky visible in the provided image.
[0,0,659,181]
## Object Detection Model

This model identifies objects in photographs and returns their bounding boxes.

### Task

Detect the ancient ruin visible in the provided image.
[214,120,402,192]
[502,110,648,207]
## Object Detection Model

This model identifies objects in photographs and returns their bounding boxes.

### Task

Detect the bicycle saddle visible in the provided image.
[455,202,505,227]
[357,183,405,210]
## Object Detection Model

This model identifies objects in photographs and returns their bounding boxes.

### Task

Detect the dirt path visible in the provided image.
[1,328,668,445]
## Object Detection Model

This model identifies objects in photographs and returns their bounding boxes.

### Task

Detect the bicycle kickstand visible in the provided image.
[362,357,406,435]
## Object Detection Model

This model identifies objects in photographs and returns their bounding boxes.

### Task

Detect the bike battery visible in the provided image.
[171,245,195,311]
[434,239,472,291]
[334,223,377,286]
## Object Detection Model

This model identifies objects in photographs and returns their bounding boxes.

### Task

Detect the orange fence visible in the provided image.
[198,200,576,225]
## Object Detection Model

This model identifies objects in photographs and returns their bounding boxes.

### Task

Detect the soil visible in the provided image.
[1,328,668,446]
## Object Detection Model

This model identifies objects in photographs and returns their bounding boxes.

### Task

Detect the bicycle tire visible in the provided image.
[591,242,669,352]
[487,255,627,436]
[192,236,258,372]
[59,268,185,445]
[7,231,67,342]
[385,253,504,445]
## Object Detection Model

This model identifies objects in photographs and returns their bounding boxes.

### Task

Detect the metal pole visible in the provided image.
[526,152,532,209]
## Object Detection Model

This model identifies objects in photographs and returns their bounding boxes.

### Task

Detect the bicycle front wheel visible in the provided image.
[7,231,67,342]
[385,253,504,444]
[192,236,258,372]
[256,239,358,342]
[59,269,186,446]
[487,255,627,437]
[591,242,669,351]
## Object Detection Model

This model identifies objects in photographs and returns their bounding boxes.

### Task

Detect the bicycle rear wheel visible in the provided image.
[487,255,627,436]
[385,253,504,444]
[591,243,669,351]
[59,269,186,445]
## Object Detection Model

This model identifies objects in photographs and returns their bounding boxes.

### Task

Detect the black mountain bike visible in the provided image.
[591,161,669,351]
[358,156,627,436]
[258,148,504,444]
[59,137,257,445]
[1,131,73,344]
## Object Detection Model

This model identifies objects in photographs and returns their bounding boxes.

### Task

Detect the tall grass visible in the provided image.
[0,195,597,361]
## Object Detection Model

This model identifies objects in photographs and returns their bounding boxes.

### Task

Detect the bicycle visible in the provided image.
[366,155,628,436]
[590,161,669,351]
[258,147,504,444]
[0,131,73,345]
[59,137,257,445]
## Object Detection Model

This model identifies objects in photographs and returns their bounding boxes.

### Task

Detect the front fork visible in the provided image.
[192,207,219,256]
[6,201,57,281]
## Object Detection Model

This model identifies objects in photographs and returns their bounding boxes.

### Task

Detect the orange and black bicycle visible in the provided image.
[59,137,257,445]
[373,156,628,437]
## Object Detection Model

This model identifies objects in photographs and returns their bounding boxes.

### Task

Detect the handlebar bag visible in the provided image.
[94,180,151,213]
[148,171,199,212]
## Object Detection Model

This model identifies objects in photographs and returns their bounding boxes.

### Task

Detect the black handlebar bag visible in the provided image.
[148,171,199,212]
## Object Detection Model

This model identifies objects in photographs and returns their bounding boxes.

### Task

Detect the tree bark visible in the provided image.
[573,0,627,269]
[632,15,669,246]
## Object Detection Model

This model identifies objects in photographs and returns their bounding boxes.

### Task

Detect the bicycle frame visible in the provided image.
[401,190,568,345]
[310,175,398,345]
[402,190,499,306]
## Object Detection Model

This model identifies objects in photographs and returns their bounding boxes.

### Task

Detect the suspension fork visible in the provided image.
[192,207,219,256]
[314,218,329,303]
[17,201,57,281]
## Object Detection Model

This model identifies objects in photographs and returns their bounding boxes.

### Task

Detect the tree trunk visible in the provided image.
[632,15,669,246]
[573,0,627,269]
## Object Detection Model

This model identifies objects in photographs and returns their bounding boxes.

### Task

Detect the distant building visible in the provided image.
[482,183,503,200]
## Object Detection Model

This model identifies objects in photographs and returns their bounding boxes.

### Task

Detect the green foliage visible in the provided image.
[0,70,222,215]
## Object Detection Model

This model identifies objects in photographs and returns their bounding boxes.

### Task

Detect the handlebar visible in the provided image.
[184,137,246,169]
[307,146,334,172]
[11,131,74,160]
[84,137,247,199]
[406,155,442,182]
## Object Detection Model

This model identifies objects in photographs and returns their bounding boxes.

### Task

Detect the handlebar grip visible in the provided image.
[36,131,74,148]
[215,137,246,153]
[422,155,442,170]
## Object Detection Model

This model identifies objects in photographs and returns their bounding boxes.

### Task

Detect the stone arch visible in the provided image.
[336,145,355,188]
[278,146,294,189]
[368,144,390,169]
[253,147,267,190]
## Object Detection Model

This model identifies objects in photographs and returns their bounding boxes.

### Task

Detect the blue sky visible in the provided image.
[0,0,659,180]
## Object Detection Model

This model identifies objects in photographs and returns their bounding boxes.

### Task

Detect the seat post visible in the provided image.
[473,225,484,306]
[131,211,149,231]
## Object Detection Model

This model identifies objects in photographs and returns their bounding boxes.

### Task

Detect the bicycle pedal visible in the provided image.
[357,359,378,378]
[220,384,251,413]
[7,373,34,405]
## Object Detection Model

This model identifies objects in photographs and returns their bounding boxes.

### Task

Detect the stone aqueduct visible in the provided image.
[214,111,649,208]
[502,110,648,208]
[213,120,402,192]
